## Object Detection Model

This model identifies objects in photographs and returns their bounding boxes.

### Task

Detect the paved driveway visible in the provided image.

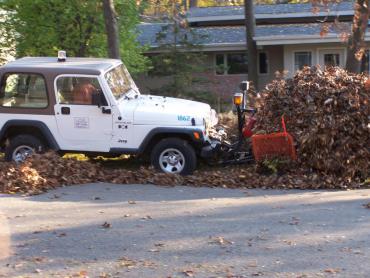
[0,184,370,278]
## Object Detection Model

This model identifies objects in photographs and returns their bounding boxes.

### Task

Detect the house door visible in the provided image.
[318,49,345,69]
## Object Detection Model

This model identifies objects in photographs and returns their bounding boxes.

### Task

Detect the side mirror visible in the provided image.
[239,81,249,92]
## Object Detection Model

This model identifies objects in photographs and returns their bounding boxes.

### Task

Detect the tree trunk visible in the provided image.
[244,0,258,89]
[345,0,369,73]
[103,0,121,59]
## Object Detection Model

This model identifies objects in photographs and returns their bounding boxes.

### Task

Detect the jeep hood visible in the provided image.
[125,95,217,127]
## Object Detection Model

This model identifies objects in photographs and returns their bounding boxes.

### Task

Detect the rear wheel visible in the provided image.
[151,138,197,175]
[4,135,45,163]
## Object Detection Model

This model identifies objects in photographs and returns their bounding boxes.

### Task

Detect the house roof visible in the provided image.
[137,22,356,51]
[187,1,354,21]
[138,1,358,51]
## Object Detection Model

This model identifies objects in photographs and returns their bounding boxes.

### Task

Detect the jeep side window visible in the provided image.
[56,77,106,105]
[0,73,48,108]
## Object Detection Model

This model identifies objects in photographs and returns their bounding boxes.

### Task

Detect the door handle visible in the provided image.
[61,107,70,115]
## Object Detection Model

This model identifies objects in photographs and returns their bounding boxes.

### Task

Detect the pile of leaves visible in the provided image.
[0,153,182,195]
[255,66,370,186]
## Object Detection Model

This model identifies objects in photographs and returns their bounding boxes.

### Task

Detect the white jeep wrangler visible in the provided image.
[0,55,218,175]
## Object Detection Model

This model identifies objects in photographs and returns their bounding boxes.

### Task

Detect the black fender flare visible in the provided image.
[137,127,205,154]
[0,120,60,150]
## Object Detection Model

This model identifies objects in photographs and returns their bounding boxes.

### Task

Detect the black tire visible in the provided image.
[4,134,45,162]
[151,138,197,175]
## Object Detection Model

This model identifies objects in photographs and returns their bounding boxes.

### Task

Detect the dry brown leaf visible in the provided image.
[118,257,136,269]
[324,268,341,274]
[101,222,111,229]
[209,236,233,246]
[182,270,194,277]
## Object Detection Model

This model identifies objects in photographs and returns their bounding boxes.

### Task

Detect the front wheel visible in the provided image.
[4,135,45,163]
[151,138,197,175]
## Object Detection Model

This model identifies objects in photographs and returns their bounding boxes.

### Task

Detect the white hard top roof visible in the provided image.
[1,57,122,75]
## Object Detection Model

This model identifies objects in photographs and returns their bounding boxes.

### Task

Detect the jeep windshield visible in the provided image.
[105,64,135,100]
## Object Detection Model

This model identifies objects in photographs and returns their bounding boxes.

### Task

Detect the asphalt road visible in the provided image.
[0,184,370,278]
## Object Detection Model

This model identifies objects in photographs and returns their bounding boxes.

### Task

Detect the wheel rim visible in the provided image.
[12,145,34,163]
[159,148,185,174]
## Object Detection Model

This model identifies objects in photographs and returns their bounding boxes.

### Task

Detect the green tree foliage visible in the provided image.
[0,9,15,65]
[0,0,149,73]
[149,1,208,97]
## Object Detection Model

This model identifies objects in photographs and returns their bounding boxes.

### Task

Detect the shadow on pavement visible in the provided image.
[1,185,370,277]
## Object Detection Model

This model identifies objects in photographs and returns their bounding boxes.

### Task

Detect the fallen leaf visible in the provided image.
[209,236,233,246]
[182,270,194,277]
[101,222,111,229]
[118,257,137,269]
[246,260,258,267]
[77,270,89,278]
[324,268,341,274]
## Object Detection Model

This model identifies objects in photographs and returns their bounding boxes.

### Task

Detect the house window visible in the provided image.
[259,52,268,74]
[0,73,48,108]
[215,54,225,75]
[227,53,248,74]
[294,51,312,71]
[324,53,340,67]
[215,53,248,75]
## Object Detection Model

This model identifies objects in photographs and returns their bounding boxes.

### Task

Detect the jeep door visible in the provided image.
[54,75,113,152]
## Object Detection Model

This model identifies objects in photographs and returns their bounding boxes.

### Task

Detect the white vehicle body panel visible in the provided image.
[0,58,218,157]
[0,114,59,141]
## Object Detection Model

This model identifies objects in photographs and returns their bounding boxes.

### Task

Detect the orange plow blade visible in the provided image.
[252,116,297,161]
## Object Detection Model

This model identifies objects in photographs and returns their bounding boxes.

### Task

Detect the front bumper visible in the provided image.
[200,140,222,158]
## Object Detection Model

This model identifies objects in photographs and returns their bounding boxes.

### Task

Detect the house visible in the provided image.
[137,1,367,97]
